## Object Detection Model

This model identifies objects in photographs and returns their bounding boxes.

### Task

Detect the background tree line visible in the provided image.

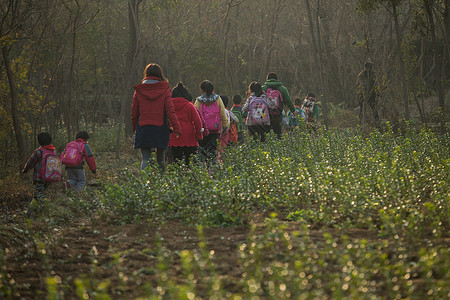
[1,0,448,167]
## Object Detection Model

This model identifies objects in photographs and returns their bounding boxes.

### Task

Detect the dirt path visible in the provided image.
[4,218,255,298]
[3,208,389,299]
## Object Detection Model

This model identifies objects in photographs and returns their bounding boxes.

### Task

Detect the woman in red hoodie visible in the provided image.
[131,64,181,172]
[169,82,203,165]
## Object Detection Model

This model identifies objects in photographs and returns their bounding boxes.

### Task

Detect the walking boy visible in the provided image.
[262,72,296,138]
[231,94,246,144]
[22,132,62,214]
[61,131,97,191]
[302,93,320,131]
[287,98,306,130]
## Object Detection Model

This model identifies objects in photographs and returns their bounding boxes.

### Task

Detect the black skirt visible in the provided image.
[134,113,170,150]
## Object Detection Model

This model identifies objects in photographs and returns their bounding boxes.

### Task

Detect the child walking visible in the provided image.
[21,132,62,214]
[231,94,246,144]
[301,92,320,132]
[243,82,271,143]
[218,95,239,150]
[131,63,181,172]
[287,98,306,131]
[169,82,204,165]
[61,131,97,191]
[194,80,228,169]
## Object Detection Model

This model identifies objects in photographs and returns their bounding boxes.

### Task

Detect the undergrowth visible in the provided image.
[1,124,449,299]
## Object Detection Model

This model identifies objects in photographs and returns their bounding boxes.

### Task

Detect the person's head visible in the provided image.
[172,82,192,101]
[364,60,373,71]
[266,72,278,80]
[200,80,214,96]
[307,92,316,100]
[248,81,263,97]
[143,63,168,82]
[232,94,242,105]
[221,95,229,108]
[76,131,90,141]
[295,98,302,106]
[37,132,52,146]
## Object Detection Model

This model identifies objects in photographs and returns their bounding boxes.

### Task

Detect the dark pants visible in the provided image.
[270,114,282,138]
[237,132,245,144]
[141,148,166,173]
[33,181,49,201]
[248,125,269,143]
[172,146,198,165]
[67,168,86,191]
[359,94,379,122]
[28,181,50,217]
[199,133,220,167]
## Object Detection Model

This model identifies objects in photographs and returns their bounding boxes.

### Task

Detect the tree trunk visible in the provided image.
[445,0,450,64]
[304,0,323,94]
[425,0,447,132]
[263,0,285,73]
[392,3,410,120]
[2,46,24,163]
[123,0,139,138]
[116,0,139,159]
[315,0,327,124]
[305,0,326,124]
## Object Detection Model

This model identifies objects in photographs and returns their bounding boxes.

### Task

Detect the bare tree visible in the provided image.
[115,0,141,158]
[0,0,36,162]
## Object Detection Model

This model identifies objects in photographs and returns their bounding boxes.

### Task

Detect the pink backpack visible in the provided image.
[39,147,63,182]
[60,141,85,167]
[266,87,283,114]
[200,101,221,134]
[249,97,270,125]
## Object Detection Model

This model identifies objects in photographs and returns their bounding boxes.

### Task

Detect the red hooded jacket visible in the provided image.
[76,138,97,173]
[169,97,203,147]
[131,77,181,135]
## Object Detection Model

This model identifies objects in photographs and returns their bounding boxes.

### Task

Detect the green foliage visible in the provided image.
[0,46,50,141]
[92,126,449,243]
[0,249,17,299]
[7,125,447,298]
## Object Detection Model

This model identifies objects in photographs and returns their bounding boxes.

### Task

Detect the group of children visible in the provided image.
[163,77,320,169]
[21,67,320,213]
[21,131,97,213]
[131,63,322,173]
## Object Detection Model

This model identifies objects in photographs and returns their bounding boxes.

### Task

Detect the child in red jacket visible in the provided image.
[22,132,59,203]
[62,131,97,191]
[169,82,203,165]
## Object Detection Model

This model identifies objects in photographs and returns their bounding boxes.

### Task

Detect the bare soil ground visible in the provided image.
[1,191,387,299]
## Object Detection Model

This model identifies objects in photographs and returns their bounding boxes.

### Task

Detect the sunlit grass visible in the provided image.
[2,124,449,299]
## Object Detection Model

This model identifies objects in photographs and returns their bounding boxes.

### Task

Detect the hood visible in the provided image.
[76,138,87,144]
[172,97,191,111]
[42,144,56,151]
[264,78,282,88]
[196,93,219,104]
[133,81,170,101]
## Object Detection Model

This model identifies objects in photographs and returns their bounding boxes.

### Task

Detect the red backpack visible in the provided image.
[266,87,283,114]
[39,147,63,182]
[60,141,85,167]
[228,123,238,145]
[200,101,222,134]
